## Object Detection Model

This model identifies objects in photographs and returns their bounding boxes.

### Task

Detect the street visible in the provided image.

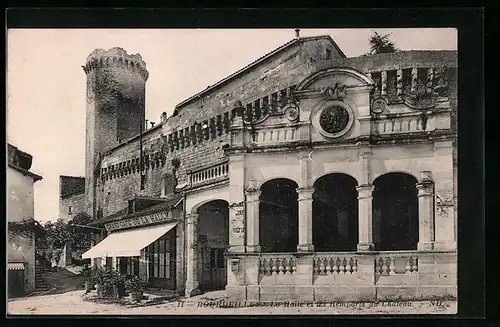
[8,290,457,315]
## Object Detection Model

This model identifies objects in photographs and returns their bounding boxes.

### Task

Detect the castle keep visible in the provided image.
[72,35,458,302]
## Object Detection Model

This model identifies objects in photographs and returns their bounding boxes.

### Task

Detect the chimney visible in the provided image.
[160,112,167,122]
[145,119,148,129]
[295,29,300,38]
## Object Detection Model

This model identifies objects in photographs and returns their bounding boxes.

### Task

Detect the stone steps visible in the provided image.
[35,266,49,290]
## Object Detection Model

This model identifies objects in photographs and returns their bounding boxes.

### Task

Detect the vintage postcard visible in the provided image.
[7,27,458,315]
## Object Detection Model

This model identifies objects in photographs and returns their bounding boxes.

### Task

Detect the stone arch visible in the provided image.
[372,170,420,184]
[259,178,299,253]
[295,67,374,92]
[256,176,300,190]
[191,198,228,214]
[372,172,419,251]
[312,173,359,252]
[311,171,360,187]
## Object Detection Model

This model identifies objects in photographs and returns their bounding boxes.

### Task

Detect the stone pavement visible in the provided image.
[7,290,457,315]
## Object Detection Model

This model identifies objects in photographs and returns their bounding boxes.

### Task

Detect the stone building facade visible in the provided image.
[59,176,86,221]
[8,143,43,297]
[78,34,458,302]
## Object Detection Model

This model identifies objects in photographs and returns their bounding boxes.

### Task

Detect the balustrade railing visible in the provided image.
[373,112,431,134]
[188,161,229,187]
[259,254,297,276]
[254,126,301,144]
[374,251,419,275]
[313,253,359,275]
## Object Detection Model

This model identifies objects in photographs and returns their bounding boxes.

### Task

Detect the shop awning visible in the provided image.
[82,222,177,259]
[8,262,25,270]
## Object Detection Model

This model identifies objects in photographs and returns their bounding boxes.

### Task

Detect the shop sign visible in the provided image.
[105,210,173,231]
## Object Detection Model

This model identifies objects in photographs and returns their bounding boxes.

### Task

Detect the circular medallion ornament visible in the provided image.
[371,98,387,114]
[319,106,350,134]
[311,100,355,139]
[285,105,299,122]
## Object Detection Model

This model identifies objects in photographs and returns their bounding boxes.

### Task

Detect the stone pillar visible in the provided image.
[245,184,261,253]
[433,141,456,250]
[138,249,148,283]
[417,172,435,251]
[185,213,200,297]
[228,154,246,253]
[175,220,185,291]
[356,184,375,251]
[296,187,314,252]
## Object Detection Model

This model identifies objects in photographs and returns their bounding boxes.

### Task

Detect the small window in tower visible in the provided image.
[326,48,332,60]
[68,206,72,215]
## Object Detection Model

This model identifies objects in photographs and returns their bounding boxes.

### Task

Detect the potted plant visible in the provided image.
[125,275,145,302]
[93,267,105,297]
[84,275,94,293]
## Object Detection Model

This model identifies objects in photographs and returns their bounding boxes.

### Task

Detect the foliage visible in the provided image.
[124,275,145,293]
[36,212,93,264]
[41,213,92,251]
[368,31,398,55]
[94,266,126,298]
[8,219,45,240]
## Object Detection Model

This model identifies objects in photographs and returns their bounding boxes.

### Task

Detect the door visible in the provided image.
[210,248,226,290]
[8,270,25,298]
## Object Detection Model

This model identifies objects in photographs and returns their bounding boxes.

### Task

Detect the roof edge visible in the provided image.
[175,35,341,110]
[8,163,43,182]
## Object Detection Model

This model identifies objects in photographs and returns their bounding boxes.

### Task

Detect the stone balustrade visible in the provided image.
[259,254,297,276]
[254,125,302,145]
[373,112,427,134]
[313,253,359,275]
[374,251,419,275]
[187,161,229,188]
[226,250,456,302]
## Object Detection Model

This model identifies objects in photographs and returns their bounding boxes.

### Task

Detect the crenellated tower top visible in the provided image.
[82,47,149,81]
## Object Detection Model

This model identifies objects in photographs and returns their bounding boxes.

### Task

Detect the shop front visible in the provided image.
[82,198,184,291]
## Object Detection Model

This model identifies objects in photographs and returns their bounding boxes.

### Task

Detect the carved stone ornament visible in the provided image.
[312,100,355,139]
[319,105,350,134]
[321,82,347,101]
[284,104,300,122]
[371,97,387,114]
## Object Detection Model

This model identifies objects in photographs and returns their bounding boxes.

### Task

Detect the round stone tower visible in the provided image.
[82,47,149,217]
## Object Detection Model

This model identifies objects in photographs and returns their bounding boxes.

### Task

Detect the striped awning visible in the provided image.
[8,262,25,270]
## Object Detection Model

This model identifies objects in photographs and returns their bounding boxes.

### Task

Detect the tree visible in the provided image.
[368,31,398,55]
[37,213,93,264]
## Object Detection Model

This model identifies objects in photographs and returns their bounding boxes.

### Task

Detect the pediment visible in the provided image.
[295,67,373,93]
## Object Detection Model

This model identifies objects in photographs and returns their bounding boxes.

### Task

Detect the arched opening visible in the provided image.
[373,173,419,251]
[313,173,359,252]
[259,178,299,252]
[196,200,229,292]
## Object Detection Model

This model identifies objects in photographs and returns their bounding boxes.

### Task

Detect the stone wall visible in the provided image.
[98,126,164,217]
[59,193,85,221]
[226,251,457,302]
[7,168,36,293]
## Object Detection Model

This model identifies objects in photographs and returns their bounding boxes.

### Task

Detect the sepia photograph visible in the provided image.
[7,26,460,316]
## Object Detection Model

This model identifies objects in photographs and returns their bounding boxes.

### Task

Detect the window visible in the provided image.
[147,236,172,279]
[68,206,72,215]
[210,248,225,269]
[326,48,332,60]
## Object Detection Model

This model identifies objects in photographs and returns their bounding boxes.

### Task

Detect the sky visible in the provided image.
[6,28,457,222]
